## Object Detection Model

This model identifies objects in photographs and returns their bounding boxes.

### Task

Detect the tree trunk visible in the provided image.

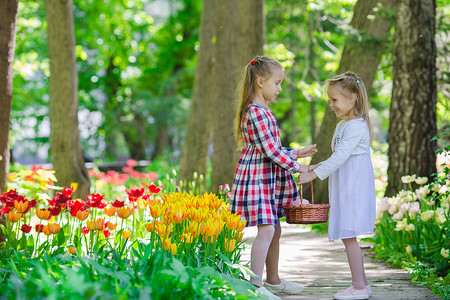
[385,0,437,196]
[306,0,395,203]
[45,0,90,199]
[179,0,216,187]
[210,0,264,193]
[0,0,19,244]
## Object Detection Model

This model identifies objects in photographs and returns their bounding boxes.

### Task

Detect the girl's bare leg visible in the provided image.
[342,237,367,289]
[251,224,275,286]
[265,221,282,285]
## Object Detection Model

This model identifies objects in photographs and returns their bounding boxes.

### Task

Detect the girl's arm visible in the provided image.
[314,121,367,180]
[248,107,308,173]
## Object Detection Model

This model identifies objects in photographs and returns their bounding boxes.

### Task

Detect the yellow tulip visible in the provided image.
[235,232,244,243]
[36,208,51,220]
[162,237,172,251]
[170,243,177,255]
[181,233,193,244]
[137,199,148,210]
[224,238,236,252]
[149,203,163,219]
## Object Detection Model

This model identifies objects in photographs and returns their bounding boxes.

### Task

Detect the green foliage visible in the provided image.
[0,249,257,299]
[370,133,450,298]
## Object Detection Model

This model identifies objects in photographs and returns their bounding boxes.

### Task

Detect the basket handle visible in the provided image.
[299,182,314,205]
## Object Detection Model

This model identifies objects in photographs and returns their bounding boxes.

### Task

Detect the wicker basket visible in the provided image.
[283,182,330,224]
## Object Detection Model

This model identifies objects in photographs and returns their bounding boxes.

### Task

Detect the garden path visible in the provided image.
[242,222,442,300]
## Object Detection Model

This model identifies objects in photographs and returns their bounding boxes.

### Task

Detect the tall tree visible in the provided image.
[210,0,265,192]
[210,0,240,192]
[179,0,216,186]
[45,0,90,198]
[306,0,395,203]
[0,0,19,243]
[385,0,437,196]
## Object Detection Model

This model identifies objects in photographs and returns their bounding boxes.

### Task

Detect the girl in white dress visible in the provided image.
[298,72,375,300]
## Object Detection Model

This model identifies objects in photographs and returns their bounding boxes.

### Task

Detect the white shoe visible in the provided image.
[333,286,369,300]
[256,286,281,300]
[366,284,373,296]
[264,279,304,294]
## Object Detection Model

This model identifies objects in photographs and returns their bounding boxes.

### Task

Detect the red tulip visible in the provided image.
[21,224,32,233]
[35,224,44,233]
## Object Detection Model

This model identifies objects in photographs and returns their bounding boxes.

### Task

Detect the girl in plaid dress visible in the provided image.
[229,56,318,299]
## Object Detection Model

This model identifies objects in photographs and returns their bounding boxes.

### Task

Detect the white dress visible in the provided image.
[314,118,376,242]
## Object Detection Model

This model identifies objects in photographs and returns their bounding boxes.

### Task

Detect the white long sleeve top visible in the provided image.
[314,118,371,180]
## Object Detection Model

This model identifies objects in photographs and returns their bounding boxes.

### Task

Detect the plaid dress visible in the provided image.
[229,103,301,227]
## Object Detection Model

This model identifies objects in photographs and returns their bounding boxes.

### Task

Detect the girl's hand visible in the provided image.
[299,164,309,173]
[297,144,318,158]
[309,163,321,171]
[298,171,317,184]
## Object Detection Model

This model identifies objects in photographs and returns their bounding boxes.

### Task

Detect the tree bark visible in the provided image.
[210,0,265,193]
[385,0,437,196]
[45,0,90,198]
[210,0,240,193]
[306,0,395,203]
[0,0,19,244]
[179,0,215,187]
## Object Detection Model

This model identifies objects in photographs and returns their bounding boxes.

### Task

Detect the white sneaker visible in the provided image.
[256,286,281,300]
[264,279,304,294]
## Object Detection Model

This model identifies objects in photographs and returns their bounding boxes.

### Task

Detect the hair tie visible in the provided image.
[356,80,360,84]
[250,60,255,65]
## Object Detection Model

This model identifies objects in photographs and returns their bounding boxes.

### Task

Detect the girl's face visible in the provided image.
[327,85,356,119]
[260,67,284,103]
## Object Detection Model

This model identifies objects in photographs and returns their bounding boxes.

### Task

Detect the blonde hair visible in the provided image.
[325,71,372,138]
[234,56,282,146]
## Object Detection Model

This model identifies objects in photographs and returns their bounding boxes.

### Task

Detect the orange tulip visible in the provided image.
[69,246,77,255]
[48,223,61,234]
[236,219,247,232]
[14,200,28,213]
[122,230,131,239]
[104,207,116,217]
[8,211,22,223]
[36,208,51,220]
[117,207,133,219]
[87,218,104,231]
[145,222,155,232]
[76,209,90,221]
[108,223,117,230]
[43,225,51,236]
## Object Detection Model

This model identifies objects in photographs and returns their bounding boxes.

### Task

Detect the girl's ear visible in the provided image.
[256,76,264,88]
[350,93,357,105]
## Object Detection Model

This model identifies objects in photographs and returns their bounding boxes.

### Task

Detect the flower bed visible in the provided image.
[0,163,258,299]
